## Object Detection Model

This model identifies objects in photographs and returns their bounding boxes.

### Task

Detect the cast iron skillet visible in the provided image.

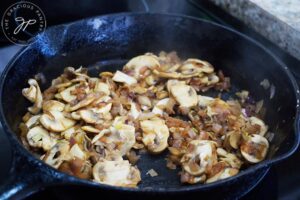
[0,13,299,200]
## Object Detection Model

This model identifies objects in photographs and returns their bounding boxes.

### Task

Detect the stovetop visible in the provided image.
[0,0,300,199]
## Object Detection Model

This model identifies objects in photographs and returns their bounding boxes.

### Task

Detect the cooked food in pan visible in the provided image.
[19,51,269,187]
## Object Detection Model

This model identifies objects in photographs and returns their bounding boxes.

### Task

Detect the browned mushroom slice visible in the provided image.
[248,117,268,136]
[94,81,110,96]
[180,171,206,184]
[152,98,170,116]
[42,100,65,112]
[206,166,239,183]
[69,93,97,111]
[181,140,217,176]
[100,117,136,156]
[216,148,243,169]
[179,59,214,75]
[93,159,141,187]
[59,84,79,103]
[25,115,41,128]
[59,158,92,179]
[153,69,181,79]
[69,143,88,160]
[112,71,137,85]
[22,79,43,114]
[140,118,169,153]
[129,102,141,119]
[170,82,198,108]
[124,55,160,79]
[27,126,55,151]
[240,134,269,163]
[43,140,70,168]
[197,96,213,110]
[40,110,75,132]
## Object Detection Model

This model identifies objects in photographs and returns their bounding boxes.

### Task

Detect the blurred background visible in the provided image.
[0,0,299,199]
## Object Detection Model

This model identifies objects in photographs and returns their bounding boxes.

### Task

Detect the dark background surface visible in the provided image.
[0,0,299,199]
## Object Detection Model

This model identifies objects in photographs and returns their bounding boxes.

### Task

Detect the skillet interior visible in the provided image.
[0,13,298,190]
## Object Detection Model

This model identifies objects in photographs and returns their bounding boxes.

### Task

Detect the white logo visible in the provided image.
[1,1,46,45]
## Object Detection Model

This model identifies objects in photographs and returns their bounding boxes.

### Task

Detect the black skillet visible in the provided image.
[0,13,299,200]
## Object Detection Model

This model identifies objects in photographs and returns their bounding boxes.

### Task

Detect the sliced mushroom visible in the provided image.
[43,140,70,168]
[130,102,141,119]
[206,166,239,183]
[248,117,268,136]
[180,171,206,184]
[124,55,160,79]
[153,69,181,79]
[60,84,79,103]
[69,143,87,160]
[224,131,241,150]
[241,134,269,163]
[59,158,92,179]
[137,96,152,108]
[180,59,214,75]
[93,159,141,187]
[82,126,101,133]
[94,81,110,96]
[216,148,243,169]
[170,82,198,108]
[152,98,170,116]
[106,118,136,156]
[79,110,103,124]
[22,79,43,114]
[91,129,110,143]
[181,140,217,176]
[140,118,169,153]
[112,71,137,85]
[40,110,75,132]
[198,95,214,107]
[79,103,112,124]
[42,100,65,112]
[61,127,76,140]
[27,126,55,151]
[69,93,97,111]
[25,115,41,128]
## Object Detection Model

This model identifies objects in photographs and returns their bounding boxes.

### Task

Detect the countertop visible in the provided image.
[209,0,300,60]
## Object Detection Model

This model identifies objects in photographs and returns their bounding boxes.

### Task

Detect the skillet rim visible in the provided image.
[0,12,299,193]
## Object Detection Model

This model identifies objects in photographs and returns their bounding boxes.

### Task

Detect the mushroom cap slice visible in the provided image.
[216,148,243,169]
[181,140,217,176]
[40,110,76,132]
[43,140,70,168]
[152,98,170,116]
[93,159,141,187]
[25,115,41,128]
[112,71,137,85]
[180,59,214,75]
[129,102,141,119]
[103,119,136,156]
[69,143,87,160]
[124,55,160,79]
[241,134,269,163]
[140,118,170,153]
[206,167,239,183]
[43,100,65,112]
[198,95,214,107]
[94,81,110,96]
[22,79,43,114]
[248,116,268,136]
[59,84,79,103]
[27,126,55,151]
[170,82,198,108]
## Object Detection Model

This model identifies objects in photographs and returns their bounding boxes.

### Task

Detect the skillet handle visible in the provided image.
[0,148,64,200]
